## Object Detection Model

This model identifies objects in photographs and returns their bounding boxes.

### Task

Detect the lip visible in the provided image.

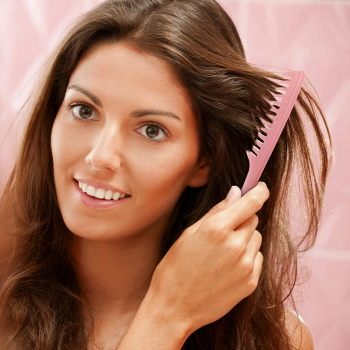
[74,178,130,195]
[73,179,130,209]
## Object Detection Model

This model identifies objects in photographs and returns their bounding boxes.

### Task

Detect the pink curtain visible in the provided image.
[1,1,349,348]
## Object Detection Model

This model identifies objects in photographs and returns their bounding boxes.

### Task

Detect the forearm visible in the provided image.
[117,293,192,350]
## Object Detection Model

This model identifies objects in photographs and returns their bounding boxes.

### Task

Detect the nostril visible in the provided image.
[86,154,102,171]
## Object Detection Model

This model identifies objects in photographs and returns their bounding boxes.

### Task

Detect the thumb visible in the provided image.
[178,186,241,242]
[225,185,241,204]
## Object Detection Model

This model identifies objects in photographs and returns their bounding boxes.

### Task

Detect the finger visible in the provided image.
[225,186,241,205]
[234,214,259,240]
[230,214,259,248]
[188,186,241,234]
[244,251,264,296]
[252,251,264,286]
[245,230,262,259]
[208,182,269,231]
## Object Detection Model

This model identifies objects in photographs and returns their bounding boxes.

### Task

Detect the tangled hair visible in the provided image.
[0,0,331,349]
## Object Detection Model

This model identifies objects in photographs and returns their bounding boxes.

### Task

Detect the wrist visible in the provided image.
[117,291,192,350]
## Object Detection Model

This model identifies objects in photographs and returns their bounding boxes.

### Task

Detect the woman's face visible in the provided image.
[51,42,209,242]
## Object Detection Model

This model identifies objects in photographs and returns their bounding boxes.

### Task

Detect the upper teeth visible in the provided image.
[79,181,127,200]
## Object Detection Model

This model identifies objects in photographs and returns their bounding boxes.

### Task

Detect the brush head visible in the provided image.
[241,71,305,195]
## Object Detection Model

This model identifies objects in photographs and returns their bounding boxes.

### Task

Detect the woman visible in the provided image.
[0,0,331,349]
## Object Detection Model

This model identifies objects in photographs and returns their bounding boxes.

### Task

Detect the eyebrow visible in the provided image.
[67,84,181,121]
[131,110,181,121]
[67,84,103,107]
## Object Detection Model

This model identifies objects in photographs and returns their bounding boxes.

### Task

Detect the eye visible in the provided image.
[70,104,97,120]
[137,124,168,142]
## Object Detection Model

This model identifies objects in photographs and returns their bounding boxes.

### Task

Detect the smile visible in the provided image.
[78,181,130,201]
[74,179,131,210]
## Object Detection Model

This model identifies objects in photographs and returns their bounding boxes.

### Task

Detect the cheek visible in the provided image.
[51,118,81,195]
[51,120,65,171]
[131,128,200,190]
[132,153,198,228]
[51,117,84,170]
[131,142,199,200]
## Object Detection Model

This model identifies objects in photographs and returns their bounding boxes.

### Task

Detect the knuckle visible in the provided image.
[263,185,270,199]
[218,224,231,240]
[181,227,192,237]
[229,238,247,255]
[246,277,259,294]
[258,182,270,198]
[208,202,225,215]
[206,220,230,241]
[245,253,264,293]
[241,256,254,273]
[254,230,262,245]
[252,214,259,228]
[217,221,231,234]
[247,193,263,208]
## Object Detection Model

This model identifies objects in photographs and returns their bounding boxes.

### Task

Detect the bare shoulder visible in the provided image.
[284,307,314,350]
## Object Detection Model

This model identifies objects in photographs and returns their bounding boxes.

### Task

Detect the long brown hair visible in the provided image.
[0,0,331,349]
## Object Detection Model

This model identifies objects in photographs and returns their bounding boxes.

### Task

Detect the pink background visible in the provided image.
[0,0,349,348]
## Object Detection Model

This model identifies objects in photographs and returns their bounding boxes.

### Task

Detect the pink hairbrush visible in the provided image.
[241,71,305,195]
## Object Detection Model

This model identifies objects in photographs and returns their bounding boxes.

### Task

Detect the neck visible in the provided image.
[70,232,163,311]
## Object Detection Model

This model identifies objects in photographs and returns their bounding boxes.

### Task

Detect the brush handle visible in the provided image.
[241,150,267,196]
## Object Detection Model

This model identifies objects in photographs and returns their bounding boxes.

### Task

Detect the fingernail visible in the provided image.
[226,186,241,203]
[259,181,267,187]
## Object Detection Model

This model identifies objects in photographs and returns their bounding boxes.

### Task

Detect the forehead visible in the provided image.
[77,41,177,78]
[68,42,194,113]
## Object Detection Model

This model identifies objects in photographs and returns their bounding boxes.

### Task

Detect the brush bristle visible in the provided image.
[251,74,297,155]
[241,71,305,195]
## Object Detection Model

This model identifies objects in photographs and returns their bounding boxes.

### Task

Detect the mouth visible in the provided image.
[77,180,131,201]
[74,179,131,209]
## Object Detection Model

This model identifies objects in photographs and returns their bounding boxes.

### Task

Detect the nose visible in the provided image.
[85,125,123,172]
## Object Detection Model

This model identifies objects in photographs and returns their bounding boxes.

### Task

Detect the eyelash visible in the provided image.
[136,123,169,143]
[67,103,169,143]
[68,102,97,121]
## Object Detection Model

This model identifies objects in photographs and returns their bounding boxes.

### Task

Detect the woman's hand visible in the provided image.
[146,182,269,333]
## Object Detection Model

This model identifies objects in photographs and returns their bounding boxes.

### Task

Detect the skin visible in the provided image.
[285,309,315,350]
[50,42,313,349]
[51,41,210,348]
[117,189,314,350]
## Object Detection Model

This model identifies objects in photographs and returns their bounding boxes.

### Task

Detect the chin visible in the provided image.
[67,223,122,242]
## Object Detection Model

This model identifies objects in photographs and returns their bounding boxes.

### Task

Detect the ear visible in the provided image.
[187,157,210,188]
